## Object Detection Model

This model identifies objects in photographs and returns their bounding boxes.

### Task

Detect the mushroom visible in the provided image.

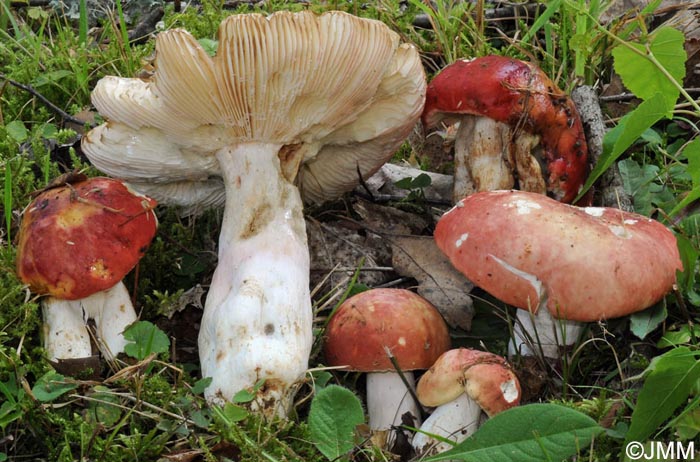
[421,55,588,204]
[80,11,426,415]
[412,348,521,456]
[324,288,451,449]
[434,190,682,358]
[16,176,158,360]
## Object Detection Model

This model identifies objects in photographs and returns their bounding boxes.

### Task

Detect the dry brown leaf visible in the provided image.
[391,235,473,331]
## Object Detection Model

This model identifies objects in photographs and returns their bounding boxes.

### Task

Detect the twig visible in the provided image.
[0,74,86,126]
[384,346,428,421]
[599,88,700,103]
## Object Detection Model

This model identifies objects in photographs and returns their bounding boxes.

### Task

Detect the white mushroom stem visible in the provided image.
[412,393,481,456]
[452,117,514,202]
[42,281,138,361]
[508,307,585,359]
[199,143,312,417]
[489,255,584,359]
[366,371,421,447]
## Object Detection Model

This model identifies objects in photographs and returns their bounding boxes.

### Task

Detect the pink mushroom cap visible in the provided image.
[434,190,682,322]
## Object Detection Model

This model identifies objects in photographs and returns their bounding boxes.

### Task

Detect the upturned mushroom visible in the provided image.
[422,55,588,204]
[413,348,521,456]
[81,11,426,415]
[434,190,682,358]
[16,176,157,360]
[324,288,451,449]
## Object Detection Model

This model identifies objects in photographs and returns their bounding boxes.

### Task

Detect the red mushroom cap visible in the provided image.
[421,56,588,203]
[324,288,451,372]
[434,190,682,322]
[16,177,158,300]
[416,348,521,416]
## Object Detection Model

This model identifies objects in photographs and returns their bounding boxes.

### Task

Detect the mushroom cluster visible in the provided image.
[16,176,157,360]
[413,348,521,455]
[434,190,682,358]
[422,55,589,204]
[325,288,450,448]
[81,11,426,415]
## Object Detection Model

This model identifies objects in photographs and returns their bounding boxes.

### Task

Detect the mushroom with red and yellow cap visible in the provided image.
[422,55,588,204]
[412,348,521,456]
[80,11,426,415]
[16,176,158,360]
[324,288,451,449]
[434,190,682,358]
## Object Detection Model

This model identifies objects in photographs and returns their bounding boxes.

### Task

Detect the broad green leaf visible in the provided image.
[87,386,122,426]
[674,406,700,440]
[626,347,700,443]
[411,172,433,189]
[612,27,686,111]
[669,138,700,218]
[5,120,28,142]
[232,379,265,404]
[189,409,212,429]
[0,401,21,430]
[424,404,603,462]
[675,234,698,299]
[657,324,699,348]
[394,176,414,189]
[32,371,77,402]
[308,385,365,461]
[191,377,212,395]
[629,301,667,340]
[577,94,668,202]
[310,370,333,391]
[221,402,249,423]
[123,320,170,360]
[618,159,671,216]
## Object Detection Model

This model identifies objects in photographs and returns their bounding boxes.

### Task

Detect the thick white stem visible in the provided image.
[43,281,138,360]
[412,394,481,457]
[452,116,514,203]
[508,307,584,359]
[366,371,421,448]
[199,143,312,417]
[43,298,92,360]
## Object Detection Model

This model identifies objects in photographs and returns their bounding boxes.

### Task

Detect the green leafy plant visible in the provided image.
[308,384,366,460]
[122,321,170,361]
[577,26,690,202]
[625,347,700,444]
[423,403,603,461]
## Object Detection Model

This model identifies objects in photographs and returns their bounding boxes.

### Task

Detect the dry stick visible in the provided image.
[384,345,428,422]
[571,85,633,211]
[0,74,85,126]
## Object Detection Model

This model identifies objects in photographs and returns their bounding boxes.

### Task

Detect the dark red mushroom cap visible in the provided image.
[324,288,451,372]
[16,177,158,300]
[434,190,682,322]
[421,56,588,203]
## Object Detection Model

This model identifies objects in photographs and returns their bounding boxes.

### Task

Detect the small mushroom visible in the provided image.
[413,348,521,456]
[434,190,682,358]
[422,56,589,204]
[81,11,426,415]
[324,288,451,449]
[16,177,158,360]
